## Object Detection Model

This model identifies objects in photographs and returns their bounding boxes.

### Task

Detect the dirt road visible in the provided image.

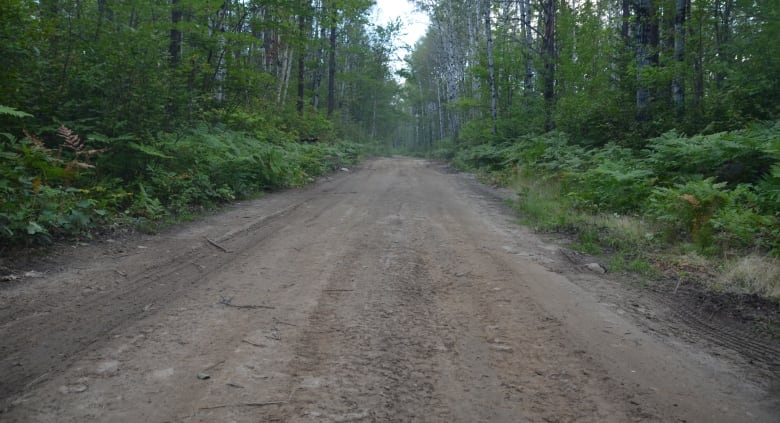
[1,158,778,422]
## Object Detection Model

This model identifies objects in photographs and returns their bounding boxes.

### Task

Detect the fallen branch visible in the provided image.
[273,318,298,327]
[219,296,275,310]
[199,401,286,410]
[204,360,226,371]
[242,339,265,347]
[204,237,231,253]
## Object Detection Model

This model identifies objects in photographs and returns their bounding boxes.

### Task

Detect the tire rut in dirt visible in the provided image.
[649,289,780,377]
[266,223,450,421]
[0,195,324,404]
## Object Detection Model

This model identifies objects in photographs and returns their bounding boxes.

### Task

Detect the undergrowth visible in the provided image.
[1,120,362,245]
[450,122,780,300]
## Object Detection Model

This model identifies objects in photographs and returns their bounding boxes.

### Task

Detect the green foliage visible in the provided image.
[428,138,456,160]
[645,125,778,185]
[0,105,33,119]
[608,255,656,276]
[450,122,779,257]
[648,178,729,247]
[1,123,363,245]
[0,131,128,243]
[646,178,778,255]
[0,0,390,246]
[129,127,363,219]
[564,145,655,213]
[710,185,777,253]
[452,143,511,172]
[757,163,780,213]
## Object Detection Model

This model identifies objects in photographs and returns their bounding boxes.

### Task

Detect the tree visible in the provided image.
[484,0,497,134]
[635,0,658,122]
[541,0,557,131]
[672,0,687,118]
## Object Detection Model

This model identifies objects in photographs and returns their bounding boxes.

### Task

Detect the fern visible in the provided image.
[0,105,33,119]
[54,125,109,171]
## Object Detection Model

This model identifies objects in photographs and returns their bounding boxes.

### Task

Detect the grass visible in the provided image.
[714,255,780,300]
[608,254,657,276]
[506,173,657,255]
[497,170,780,301]
[451,158,779,302]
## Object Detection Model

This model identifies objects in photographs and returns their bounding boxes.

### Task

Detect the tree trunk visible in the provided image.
[296,8,307,116]
[691,1,703,112]
[437,81,445,141]
[212,2,229,103]
[621,0,630,40]
[371,97,377,139]
[313,25,326,109]
[520,0,534,93]
[169,0,182,66]
[634,0,657,122]
[444,0,461,135]
[541,0,556,131]
[327,23,337,118]
[278,46,294,105]
[484,0,497,135]
[96,0,114,40]
[713,0,734,90]
[672,0,686,119]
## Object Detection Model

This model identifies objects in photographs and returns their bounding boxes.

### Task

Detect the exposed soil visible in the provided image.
[1,158,778,422]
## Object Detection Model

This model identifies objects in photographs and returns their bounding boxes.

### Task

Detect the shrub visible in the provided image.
[564,159,655,213]
[648,178,728,247]
[645,125,778,186]
[710,185,776,253]
[0,128,125,243]
[452,144,511,172]
[648,179,777,254]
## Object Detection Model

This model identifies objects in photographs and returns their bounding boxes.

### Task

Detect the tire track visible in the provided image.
[648,290,780,375]
[0,178,346,405]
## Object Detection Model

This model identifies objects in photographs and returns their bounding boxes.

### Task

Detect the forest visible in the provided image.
[1,1,779,296]
[1,0,401,242]
[400,0,779,298]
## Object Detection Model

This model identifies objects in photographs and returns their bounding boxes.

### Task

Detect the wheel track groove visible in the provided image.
[0,183,343,404]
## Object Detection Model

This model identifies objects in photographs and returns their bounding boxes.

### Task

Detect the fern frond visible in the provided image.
[53,126,108,172]
[22,129,48,151]
[56,125,85,152]
[0,105,33,118]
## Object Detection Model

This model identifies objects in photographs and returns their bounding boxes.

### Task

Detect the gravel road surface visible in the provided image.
[1,158,777,422]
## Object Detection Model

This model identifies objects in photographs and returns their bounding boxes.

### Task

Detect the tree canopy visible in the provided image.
[401,0,780,148]
[0,0,405,243]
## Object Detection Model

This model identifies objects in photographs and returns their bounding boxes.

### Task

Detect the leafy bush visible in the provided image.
[452,144,511,171]
[645,124,778,186]
[564,158,654,213]
[515,132,588,173]
[1,121,363,245]
[448,122,779,257]
[710,185,777,252]
[648,179,778,254]
[0,128,128,243]
[648,178,728,245]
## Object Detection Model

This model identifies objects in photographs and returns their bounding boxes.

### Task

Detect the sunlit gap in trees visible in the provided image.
[371,0,430,80]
